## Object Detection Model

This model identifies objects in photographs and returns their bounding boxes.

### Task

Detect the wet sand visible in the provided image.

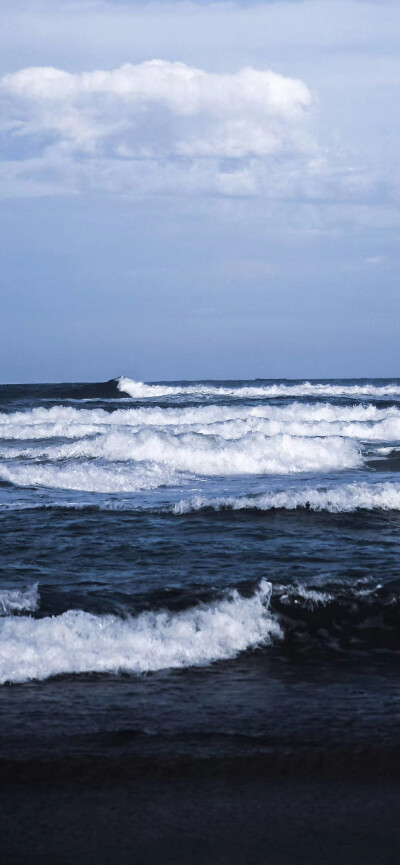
[1,752,400,864]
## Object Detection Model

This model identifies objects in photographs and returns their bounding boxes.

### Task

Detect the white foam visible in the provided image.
[118,376,400,400]
[0,580,281,684]
[173,482,400,514]
[277,584,332,607]
[0,584,39,616]
[2,402,399,446]
[3,399,398,493]
[0,461,181,493]
[0,431,361,481]
[376,446,399,455]
[1,400,396,429]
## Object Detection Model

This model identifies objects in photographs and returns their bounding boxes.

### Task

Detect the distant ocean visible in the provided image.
[1,378,400,861]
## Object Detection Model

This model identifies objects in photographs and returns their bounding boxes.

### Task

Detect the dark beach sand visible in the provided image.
[1,751,400,864]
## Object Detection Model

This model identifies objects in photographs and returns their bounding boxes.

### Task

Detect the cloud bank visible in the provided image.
[0,60,316,197]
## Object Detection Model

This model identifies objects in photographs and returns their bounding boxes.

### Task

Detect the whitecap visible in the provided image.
[118,376,400,401]
[0,461,181,493]
[0,584,39,616]
[0,580,281,684]
[173,481,400,514]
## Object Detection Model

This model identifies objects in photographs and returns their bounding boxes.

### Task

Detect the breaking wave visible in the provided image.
[0,584,39,616]
[0,433,361,491]
[173,481,400,514]
[2,576,399,685]
[118,376,400,400]
[3,383,400,494]
[0,462,181,493]
[2,401,400,442]
[0,580,281,685]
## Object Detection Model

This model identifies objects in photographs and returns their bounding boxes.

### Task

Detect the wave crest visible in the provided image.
[118,376,400,400]
[0,584,39,616]
[173,482,400,514]
[3,401,400,443]
[0,580,280,684]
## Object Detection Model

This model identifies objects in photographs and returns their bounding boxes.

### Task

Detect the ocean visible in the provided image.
[1,377,400,862]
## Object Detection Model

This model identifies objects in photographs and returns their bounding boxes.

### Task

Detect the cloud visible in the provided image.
[0,60,316,197]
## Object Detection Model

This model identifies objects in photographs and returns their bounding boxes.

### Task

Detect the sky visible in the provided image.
[1,0,400,382]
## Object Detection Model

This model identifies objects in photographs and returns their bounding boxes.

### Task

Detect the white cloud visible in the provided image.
[1,60,312,157]
[0,60,316,196]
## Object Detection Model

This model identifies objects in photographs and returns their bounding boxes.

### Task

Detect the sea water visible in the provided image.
[1,378,400,762]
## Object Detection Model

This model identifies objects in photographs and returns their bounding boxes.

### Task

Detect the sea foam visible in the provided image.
[173,482,400,514]
[0,432,361,491]
[118,376,400,400]
[0,461,181,493]
[0,584,39,616]
[0,580,281,684]
[2,402,399,444]
[1,397,396,493]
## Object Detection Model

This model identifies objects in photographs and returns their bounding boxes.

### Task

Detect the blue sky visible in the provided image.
[1,0,400,381]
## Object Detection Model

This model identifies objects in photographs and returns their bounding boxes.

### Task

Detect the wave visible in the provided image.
[0,584,39,616]
[3,402,400,443]
[0,462,182,493]
[1,576,399,683]
[3,378,400,407]
[1,480,398,514]
[0,580,281,685]
[276,584,333,606]
[0,433,361,490]
[118,377,400,401]
[173,481,400,514]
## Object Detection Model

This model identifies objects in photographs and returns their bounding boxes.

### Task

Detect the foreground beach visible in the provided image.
[2,757,400,864]
[1,652,399,863]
